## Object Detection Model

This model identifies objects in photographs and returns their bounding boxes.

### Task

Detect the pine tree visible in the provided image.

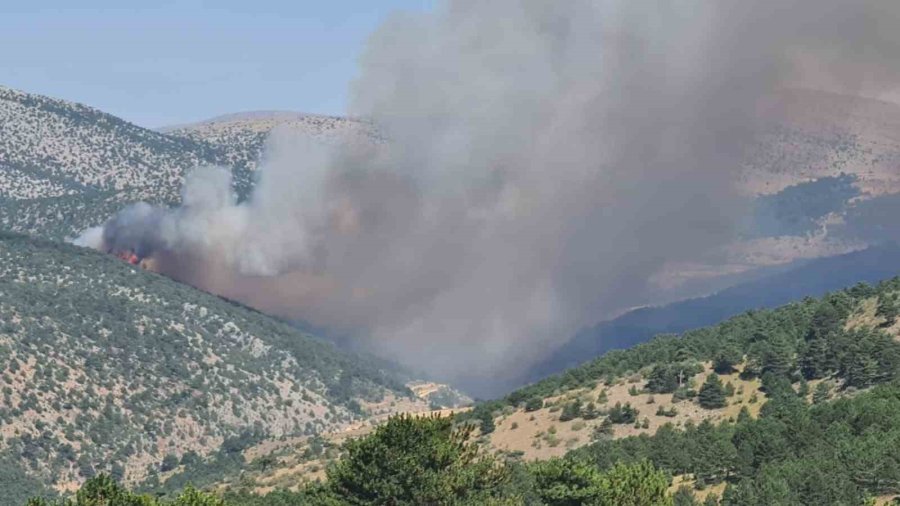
[597,389,609,404]
[807,301,842,341]
[812,381,831,404]
[559,399,582,422]
[478,410,496,435]
[713,345,741,374]
[524,397,543,412]
[876,294,899,328]
[800,338,830,379]
[797,378,809,399]
[698,374,727,409]
[763,337,794,377]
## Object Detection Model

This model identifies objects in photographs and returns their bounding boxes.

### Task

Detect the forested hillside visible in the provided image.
[462,277,900,503]
[525,243,900,384]
[0,233,416,504]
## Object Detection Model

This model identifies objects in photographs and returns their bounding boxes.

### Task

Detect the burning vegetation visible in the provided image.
[112,248,141,265]
[108,247,156,270]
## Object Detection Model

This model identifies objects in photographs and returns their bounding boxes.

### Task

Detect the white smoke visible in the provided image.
[82,0,900,393]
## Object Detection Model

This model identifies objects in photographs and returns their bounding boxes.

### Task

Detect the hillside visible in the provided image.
[0,232,420,504]
[0,87,384,241]
[466,277,900,466]
[162,111,378,172]
[524,242,900,385]
[0,85,227,240]
[743,88,900,197]
[96,277,900,505]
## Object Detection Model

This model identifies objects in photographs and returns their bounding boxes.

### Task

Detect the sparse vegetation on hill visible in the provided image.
[0,232,412,500]
[0,88,376,241]
[0,86,230,239]
[33,415,675,506]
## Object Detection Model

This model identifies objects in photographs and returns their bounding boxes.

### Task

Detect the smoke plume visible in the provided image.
[80,0,900,393]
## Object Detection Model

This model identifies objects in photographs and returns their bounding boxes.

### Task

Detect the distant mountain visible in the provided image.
[0,85,227,240]
[524,242,900,383]
[743,88,900,197]
[0,87,379,240]
[0,232,416,501]
[163,110,379,197]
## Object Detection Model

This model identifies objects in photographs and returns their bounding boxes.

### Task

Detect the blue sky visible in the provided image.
[0,1,434,127]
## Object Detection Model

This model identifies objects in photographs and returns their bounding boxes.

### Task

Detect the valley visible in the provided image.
[2,83,900,504]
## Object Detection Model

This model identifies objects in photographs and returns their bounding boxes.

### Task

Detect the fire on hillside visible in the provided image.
[109,248,154,270]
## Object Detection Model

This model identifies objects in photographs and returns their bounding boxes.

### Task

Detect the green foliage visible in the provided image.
[812,381,831,404]
[646,363,703,394]
[597,390,608,404]
[656,406,678,417]
[559,399,582,422]
[494,279,900,423]
[573,383,900,504]
[26,475,223,506]
[524,397,544,412]
[597,460,673,506]
[698,375,727,409]
[161,455,179,473]
[607,403,638,425]
[325,414,512,505]
[478,410,496,435]
[528,458,672,506]
[34,418,678,506]
[876,293,899,327]
[713,346,742,374]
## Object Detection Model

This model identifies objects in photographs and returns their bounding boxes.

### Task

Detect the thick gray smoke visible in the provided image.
[80,0,900,393]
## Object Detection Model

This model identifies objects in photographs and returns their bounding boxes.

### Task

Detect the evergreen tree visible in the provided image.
[807,301,842,341]
[713,346,741,374]
[597,390,609,404]
[812,382,830,404]
[756,337,794,378]
[479,410,496,435]
[327,414,511,505]
[524,397,544,412]
[673,486,699,506]
[698,374,727,409]
[528,459,672,506]
[796,378,809,399]
[559,399,583,422]
[608,403,639,424]
[876,294,899,328]
[799,338,830,379]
